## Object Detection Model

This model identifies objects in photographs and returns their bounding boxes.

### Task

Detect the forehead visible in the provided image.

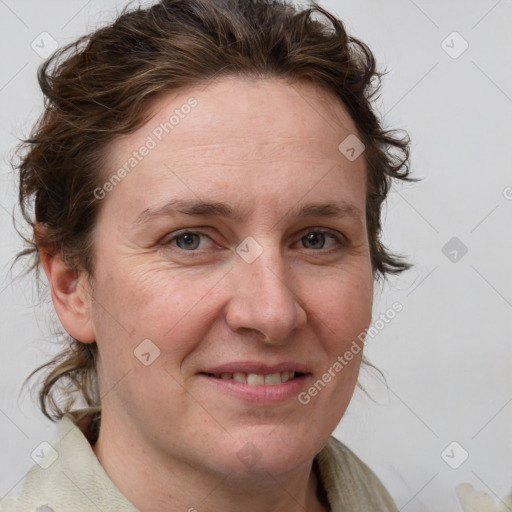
[101,76,366,212]
[107,75,363,161]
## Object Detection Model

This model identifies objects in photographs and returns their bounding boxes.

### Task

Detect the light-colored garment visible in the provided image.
[456,483,512,512]
[1,409,398,511]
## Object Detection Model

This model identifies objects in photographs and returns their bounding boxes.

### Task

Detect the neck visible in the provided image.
[92,409,329,512]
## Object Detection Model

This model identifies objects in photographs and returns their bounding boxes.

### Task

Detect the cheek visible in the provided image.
[309,268,373,345]
[90,261,224,358]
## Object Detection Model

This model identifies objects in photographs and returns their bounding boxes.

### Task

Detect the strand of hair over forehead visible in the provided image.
[35,0,376,136]
[112,0,371,90]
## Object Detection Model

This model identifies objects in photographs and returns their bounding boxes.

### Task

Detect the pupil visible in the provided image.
[177,234,199,250]
[305,233,324,249]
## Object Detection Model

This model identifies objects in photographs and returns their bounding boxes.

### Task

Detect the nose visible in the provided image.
[225,247,308,345]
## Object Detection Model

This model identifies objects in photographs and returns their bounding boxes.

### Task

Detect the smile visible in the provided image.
[198,369,310,404]
[203,371,301,386]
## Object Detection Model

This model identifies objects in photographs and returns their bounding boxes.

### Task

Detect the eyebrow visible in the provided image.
[134,198,363,225]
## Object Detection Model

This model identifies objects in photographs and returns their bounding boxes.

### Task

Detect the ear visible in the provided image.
[35,224,96,344]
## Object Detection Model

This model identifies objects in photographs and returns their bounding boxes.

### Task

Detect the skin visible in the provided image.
[40,76,374,512]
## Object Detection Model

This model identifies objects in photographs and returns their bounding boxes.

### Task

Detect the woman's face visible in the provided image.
[85,77,373,478]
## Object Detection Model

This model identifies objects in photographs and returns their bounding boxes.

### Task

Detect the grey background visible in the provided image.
[1,0,511,510]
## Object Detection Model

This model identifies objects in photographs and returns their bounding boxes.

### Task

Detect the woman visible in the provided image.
[3,0,415,510]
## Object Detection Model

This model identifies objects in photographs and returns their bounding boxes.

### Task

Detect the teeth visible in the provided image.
[247,373,265,386]
[281,371,295,383]
[264,373,281,386]
[210,371,298,386]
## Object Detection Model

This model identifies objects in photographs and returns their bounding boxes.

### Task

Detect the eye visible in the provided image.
[298,230,345,251]
[161,228,346,255]
[165,231,214,251]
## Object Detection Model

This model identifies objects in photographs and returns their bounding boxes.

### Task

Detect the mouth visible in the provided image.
[200,371,306,386]
[197,365,311,404]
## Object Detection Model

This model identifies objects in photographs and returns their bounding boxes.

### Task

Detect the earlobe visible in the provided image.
[36,227,96,344]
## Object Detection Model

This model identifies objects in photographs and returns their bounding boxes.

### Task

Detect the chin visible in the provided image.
[212,425,323,478]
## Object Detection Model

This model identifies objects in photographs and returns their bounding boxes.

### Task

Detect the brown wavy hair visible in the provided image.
[13,0,416,421]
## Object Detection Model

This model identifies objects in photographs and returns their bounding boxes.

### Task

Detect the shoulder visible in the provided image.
[0,410,137,512]
[316,435,398,512]
[0,415,90,512]
[456,483,512,511]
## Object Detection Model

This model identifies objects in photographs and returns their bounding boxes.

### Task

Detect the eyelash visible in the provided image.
[161,228,347,256]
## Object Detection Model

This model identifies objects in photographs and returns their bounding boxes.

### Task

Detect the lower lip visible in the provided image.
[198,374,310,404]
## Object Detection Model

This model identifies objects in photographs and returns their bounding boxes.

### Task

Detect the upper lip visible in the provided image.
[200,361,311,375]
